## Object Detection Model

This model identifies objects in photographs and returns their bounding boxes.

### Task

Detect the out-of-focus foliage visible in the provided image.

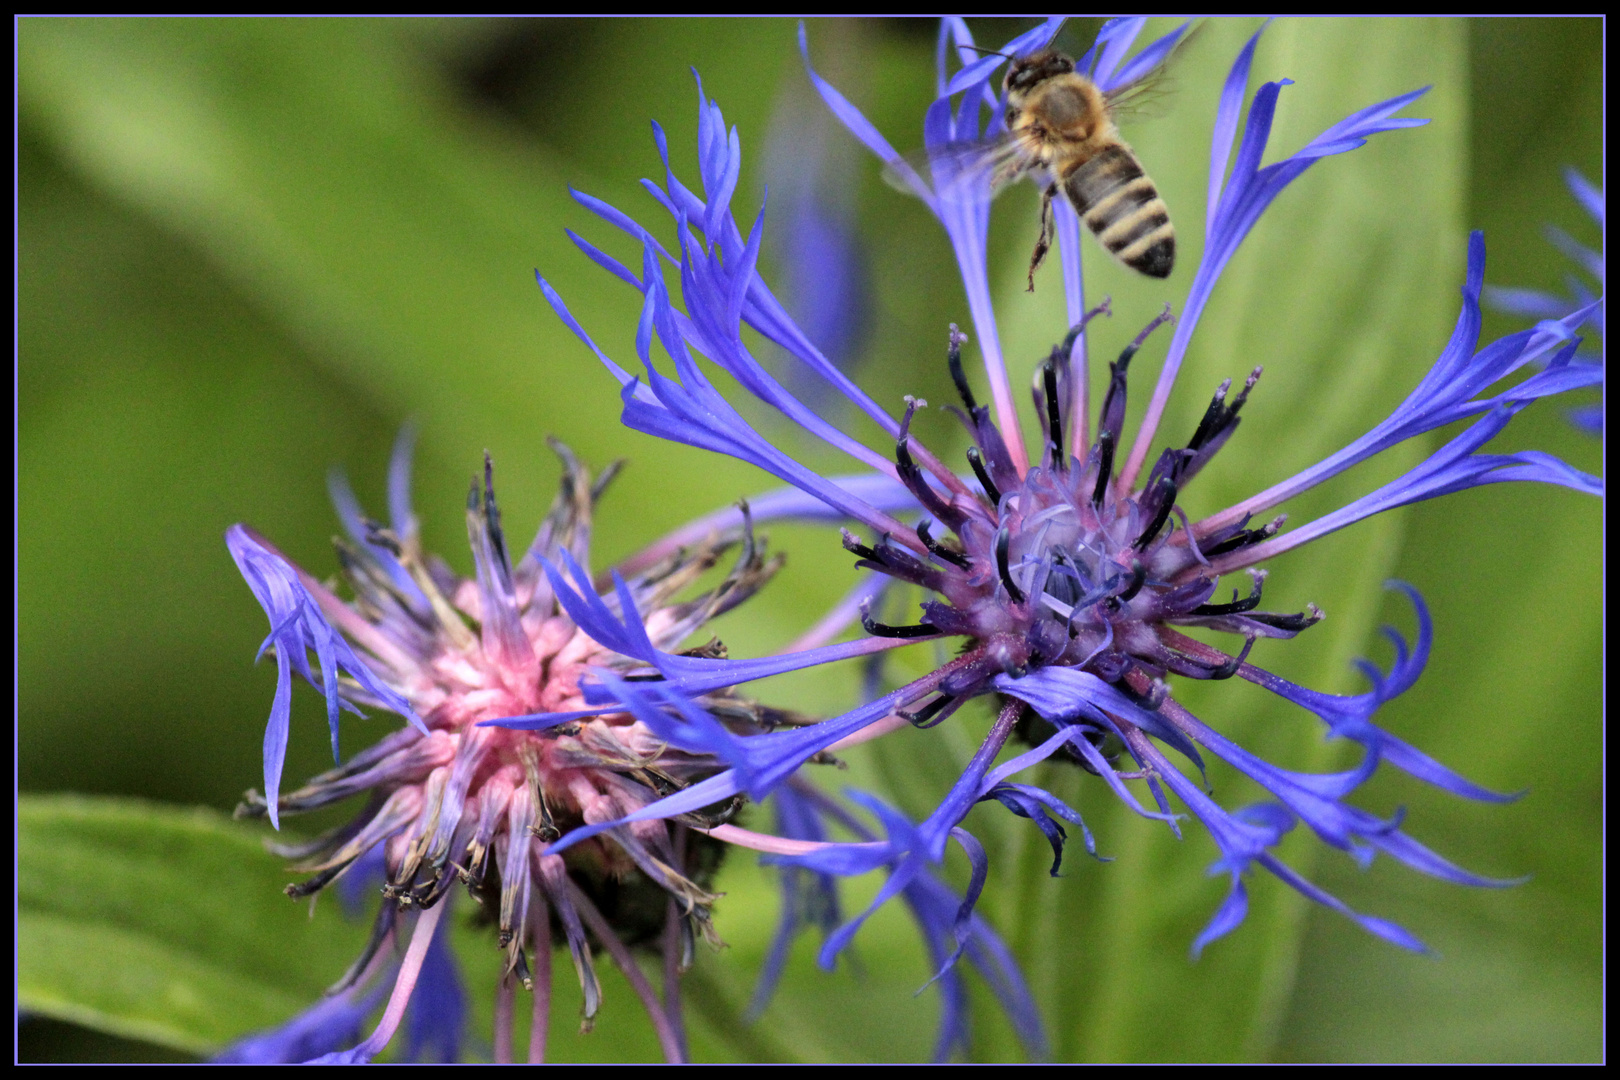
[18,796,371,1056]
[19,17,1599,1063]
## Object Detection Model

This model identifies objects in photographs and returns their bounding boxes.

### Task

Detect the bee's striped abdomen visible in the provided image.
[1062,144,1175,279]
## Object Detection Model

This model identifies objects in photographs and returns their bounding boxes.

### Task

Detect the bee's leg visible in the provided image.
[1028,183,1058,292]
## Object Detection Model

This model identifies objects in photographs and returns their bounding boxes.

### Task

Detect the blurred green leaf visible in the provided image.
[18,795,370,1056]
[1274,17,1602,1063]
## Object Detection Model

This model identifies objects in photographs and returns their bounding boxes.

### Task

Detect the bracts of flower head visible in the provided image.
[531,14,1601,984]
[1485,167,1604,434]
[226,427,1020,1062]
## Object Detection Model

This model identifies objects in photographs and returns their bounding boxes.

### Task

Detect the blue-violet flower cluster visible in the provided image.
[531,13,1602,1013]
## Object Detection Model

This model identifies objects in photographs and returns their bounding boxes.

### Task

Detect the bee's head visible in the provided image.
[1003,49,1075,96]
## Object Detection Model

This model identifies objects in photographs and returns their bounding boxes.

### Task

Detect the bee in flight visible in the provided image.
[997,47,1175,288]
[896,41,1178,290]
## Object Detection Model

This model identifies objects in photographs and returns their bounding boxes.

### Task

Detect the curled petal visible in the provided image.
[226,525,425,829]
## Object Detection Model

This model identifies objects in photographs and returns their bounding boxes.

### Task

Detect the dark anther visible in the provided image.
[896,435,959,526]
[1174,366,1262,488]
[900,693,956,728]
[638,768,681,799]
[895,435,920,476]
[1192,580,1263,617]
[534,794,560,843]
[461,847,490,889]
[840,529,880,561]
[916,520,970,569]
[363,521,403,556]
[1091,430,1116,508]
[1042,360,1065,470]
[1117,559,1147,602]
[861,609,942,639]
[995,525,1026,603]
[1245,607,1324,633]
[1133,477,1178,551]
[1201,533,1247,557]
[482,453,509,570]
[1043,551,1083,607]
[967,446,1002,505]
[678,638,729,660]
[1211,531,1257,557]
[947,327,977,412]
[410,872,455,911]
[1098,306,1175,443]
[1204,636,1255,680]
[842,529,942,590]
[677,792,746,830]
[1187,379,1234,454]
[1203,515,1284,557]
[1192,595,1261,617]
[1187,366,1260,453]
[283,861,351,899]
[1096,343,1137,442]
[1056,319,1087,362]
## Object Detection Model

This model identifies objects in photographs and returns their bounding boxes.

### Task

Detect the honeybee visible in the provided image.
[999,48,1175,288]
[896,43,1177,290]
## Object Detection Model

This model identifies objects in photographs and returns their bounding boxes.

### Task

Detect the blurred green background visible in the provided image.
[18,17,1600,1063]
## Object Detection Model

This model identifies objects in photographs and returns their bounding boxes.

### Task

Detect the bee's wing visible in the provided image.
[1100,20,1202,124]
[881,136,1033,204]
[1102,72,1179,125]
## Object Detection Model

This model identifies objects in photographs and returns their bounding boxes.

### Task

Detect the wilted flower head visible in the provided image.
[223,434,764,1062]
[533,12,1601,1000]
[226,433,770,1061]
[223,425,1039,1062]
[1485,167,1604,434]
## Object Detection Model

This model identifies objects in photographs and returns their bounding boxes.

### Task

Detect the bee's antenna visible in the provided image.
[958,44,1013,59]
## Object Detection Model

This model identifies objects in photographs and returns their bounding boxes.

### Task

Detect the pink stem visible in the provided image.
[354,899,447,1061]
[662,901,686,1063]
[493,971,515,1064]
[1056,201,1093,459]
[967,281,1030,476]
[528,892,552,1064]
[1068,341,1091,462]
[826,710,913,751]
[567,881,687,1064]
[701,822,887,858]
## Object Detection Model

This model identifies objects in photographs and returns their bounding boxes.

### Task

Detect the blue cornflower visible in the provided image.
[1485,167,1604,433]
[225,430,1033,1061]
[530,13,1601,1004]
